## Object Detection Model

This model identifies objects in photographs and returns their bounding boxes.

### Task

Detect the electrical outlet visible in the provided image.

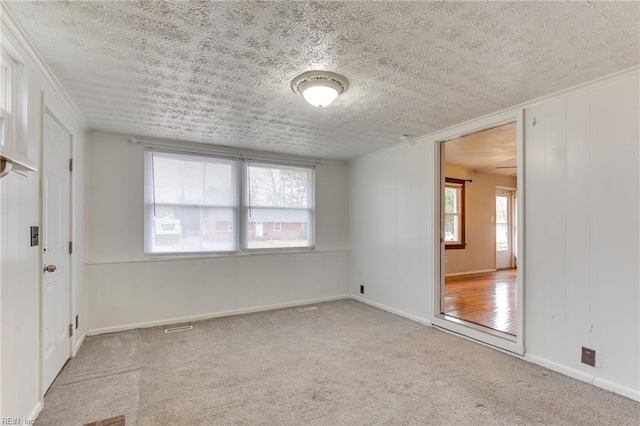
[360,285,364,294]
[581,346,596,367]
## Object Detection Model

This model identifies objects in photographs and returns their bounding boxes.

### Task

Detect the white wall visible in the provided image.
[86,133,349,333]
[0,9,87,420]
[348,142,434,323]
[348,70,640,400]
[524,74,639,398]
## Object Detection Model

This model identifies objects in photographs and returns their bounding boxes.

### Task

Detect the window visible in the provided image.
[245,162,314,249]
[145,150,239,254]
[0,51,15,147]
[444,177,465,250]
[145,149,315,255]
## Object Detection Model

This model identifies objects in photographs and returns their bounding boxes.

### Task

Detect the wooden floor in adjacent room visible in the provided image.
[444,268,517,336]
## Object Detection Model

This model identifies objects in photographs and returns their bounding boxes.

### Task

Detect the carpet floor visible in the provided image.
[37,300,639,425]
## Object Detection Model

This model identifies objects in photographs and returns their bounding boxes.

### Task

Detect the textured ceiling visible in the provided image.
[444,123,517,176]
[5,1,640,160]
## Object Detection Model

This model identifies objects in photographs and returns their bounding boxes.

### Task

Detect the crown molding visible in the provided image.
[1,3,88,129]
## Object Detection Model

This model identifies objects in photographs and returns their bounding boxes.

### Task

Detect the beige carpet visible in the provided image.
[37,299,639,425]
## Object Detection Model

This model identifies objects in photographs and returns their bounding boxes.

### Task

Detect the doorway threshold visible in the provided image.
[432,314,523,355]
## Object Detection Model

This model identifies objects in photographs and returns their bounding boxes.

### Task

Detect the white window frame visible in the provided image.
[273,222,282,232]
[144,149,240,256]
[144,148,316,257]
[444,178,465,249]
[242,161,315,252]
[0,50,16,148]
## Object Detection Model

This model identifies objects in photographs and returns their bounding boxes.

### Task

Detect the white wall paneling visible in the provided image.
[86,132,349,333]
[524,74,640,399]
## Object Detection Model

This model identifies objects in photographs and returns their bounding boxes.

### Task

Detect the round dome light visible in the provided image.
[291,71,349,108]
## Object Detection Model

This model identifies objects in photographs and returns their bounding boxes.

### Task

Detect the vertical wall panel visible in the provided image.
[542,98,569,364]
[565,90,592,373]
[589,76,639,389]
[524,104,546,356]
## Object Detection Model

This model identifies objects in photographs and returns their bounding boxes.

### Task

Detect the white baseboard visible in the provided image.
[87,294,350,336]
[349,295,431,326]
[73,331,86,356]
[445,268,497,277]
[27,400,43,422]
[525,354,640,402]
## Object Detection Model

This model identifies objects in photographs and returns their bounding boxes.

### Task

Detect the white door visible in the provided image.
[255,221,263,237]
[496,189,514,269]
[42,111,71,392]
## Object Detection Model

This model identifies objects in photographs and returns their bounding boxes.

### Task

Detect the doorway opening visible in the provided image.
[438,121,521,343]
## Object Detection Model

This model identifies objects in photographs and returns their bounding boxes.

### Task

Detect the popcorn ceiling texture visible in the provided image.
[6,1,640,159]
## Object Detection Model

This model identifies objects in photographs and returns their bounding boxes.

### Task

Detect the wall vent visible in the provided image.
[164,325,193,334]
[297,306,318,313]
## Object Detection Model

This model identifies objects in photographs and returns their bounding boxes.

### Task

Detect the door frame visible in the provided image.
[39,100,74,395]
[432,108,525,355]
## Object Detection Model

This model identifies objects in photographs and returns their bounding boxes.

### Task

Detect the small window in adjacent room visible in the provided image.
[245,162,314,249]
[444,177,466,249]
[145,150,239,254]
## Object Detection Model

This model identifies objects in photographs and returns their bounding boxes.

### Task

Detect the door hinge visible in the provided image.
[69,324,73,337]
[69,241,73,254]
[69,158,73,172]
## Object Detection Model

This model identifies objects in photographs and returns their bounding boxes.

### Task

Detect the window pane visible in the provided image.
[496,195,509,251]
[146,150,239,253]
[245,162,314,249]
[444,187,458,213]
[150,206,237,253]
[444,214,459,242]
[246,208,312,249]
[246,163,312,208]
[153,153,237,207]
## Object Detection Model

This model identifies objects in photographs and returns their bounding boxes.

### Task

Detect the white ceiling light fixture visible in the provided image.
[291,70,349,108]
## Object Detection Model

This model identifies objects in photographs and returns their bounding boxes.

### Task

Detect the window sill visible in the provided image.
[445,243,466,250]
[144,246,316,261]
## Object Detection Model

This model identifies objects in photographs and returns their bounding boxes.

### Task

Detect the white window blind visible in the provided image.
[245,162,314,249]
[145,150,239,254]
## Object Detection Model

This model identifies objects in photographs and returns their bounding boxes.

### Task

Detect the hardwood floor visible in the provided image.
[444,269,517,336]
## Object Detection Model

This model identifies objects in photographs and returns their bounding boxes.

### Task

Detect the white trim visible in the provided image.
[444,268,497,278]
[87,294,350,336]
[0,4,87,129]
[525,354,640,402]
[433,110,526,355]
[89,248,349,266]
[72,331,86,357]
[350,295,431,326]
[431,316,524,354]
[27,401,43,423]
